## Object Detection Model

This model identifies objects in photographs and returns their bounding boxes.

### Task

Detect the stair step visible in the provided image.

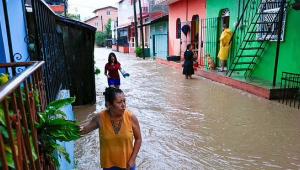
[247,30,271,34]
[240,47,264,50]
[258,12,279,15]
[244,39,265,42]
[233,62,256,65]
[237,55,259,58]
[232,68,251,71]
[252,21,278,24]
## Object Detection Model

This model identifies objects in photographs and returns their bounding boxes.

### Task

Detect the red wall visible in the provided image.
[169,0,206,59]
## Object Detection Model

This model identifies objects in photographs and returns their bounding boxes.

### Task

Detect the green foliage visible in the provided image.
[95,32,106,47]
[104,19,112,39]
[66,13,81,21]
[135,47,143,57]
[0,104,37,169]
[95,67,101,75]
[36,97,80,167]
[95,19,112,47]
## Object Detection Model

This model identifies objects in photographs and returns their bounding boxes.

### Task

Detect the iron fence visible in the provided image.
[0,61,51,170]
[29,0,96,105]
[31,0,68,103]
[200,17,220,67]
[280,72,300,109]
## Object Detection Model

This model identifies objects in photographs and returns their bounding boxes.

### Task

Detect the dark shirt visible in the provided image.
[105,63,121,79]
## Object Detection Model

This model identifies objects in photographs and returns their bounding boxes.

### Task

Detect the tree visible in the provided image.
[95,32,106,47]
[104,19,112,39]
[95,19,112,47]
[66,13,81,21]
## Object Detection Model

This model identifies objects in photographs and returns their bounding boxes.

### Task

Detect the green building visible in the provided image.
[205,0,300,88]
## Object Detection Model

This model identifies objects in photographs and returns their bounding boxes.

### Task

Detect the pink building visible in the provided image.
[168,0,206,65]
[85,6,118,32]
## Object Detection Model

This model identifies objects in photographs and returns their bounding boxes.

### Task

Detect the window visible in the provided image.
[107,11,111,15]
[142,7,148,13]
[257,0,287,41]
[176,18,181,39]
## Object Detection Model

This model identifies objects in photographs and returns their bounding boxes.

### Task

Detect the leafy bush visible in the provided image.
[36,97,80,167]
[95,32,106,47]
[135,47,143,57]
[95,67,101,75]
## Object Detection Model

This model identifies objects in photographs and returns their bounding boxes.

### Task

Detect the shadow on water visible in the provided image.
[75,48,300,170]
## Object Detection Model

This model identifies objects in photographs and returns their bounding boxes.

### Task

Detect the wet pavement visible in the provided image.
[75,48,300,170]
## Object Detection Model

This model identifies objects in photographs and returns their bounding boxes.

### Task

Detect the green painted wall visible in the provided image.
[207,0,300,85]
[252,9,300,83]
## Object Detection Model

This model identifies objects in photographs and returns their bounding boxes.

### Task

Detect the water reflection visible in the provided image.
[75,48,300,170]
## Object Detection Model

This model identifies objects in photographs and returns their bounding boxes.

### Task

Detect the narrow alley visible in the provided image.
[75,48,300,170]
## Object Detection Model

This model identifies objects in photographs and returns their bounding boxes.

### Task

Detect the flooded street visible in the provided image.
[75,48,300,170]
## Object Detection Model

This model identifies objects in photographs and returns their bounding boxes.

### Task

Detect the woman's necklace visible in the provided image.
[109,111,123,134]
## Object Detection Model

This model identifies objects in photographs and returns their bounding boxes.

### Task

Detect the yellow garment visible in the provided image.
[218,28,233,61]
[99,110,134,168]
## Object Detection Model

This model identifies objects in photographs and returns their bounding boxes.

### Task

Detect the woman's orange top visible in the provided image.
[99,110,134,168]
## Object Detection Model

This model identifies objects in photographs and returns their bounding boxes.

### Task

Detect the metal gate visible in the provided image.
[199,17,220,67]
[153,33,168,59]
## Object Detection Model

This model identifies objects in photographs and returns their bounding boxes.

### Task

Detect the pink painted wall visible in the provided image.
[85,7,118,32]
[169,0,206,60]
[85,17,99,29]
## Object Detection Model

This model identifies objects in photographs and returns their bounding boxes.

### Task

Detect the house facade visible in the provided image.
[168,0,206,65]
[206,0,300,86]
[149,0,169,59]
[85,6,118,32]
[115,0,150,54]
[45,0,67,15]
[0,0,96,168]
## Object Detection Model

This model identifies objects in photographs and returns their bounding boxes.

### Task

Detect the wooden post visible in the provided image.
[138,0,145,59]
[133,0,139,48]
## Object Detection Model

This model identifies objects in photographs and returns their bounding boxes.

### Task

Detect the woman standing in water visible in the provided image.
[105,53,122,88]
[80,87,142,170]
[182,44,195,79]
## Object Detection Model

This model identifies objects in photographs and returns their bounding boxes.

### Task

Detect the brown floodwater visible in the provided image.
[74,48,300,170]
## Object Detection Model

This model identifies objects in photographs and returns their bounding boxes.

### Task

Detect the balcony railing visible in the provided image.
[0,61,53,169]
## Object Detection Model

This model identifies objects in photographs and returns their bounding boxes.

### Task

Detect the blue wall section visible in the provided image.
[7,0,29,62]
[150,21,168,59]
[0,24,6,63]
[0,0,29,63]
[0,0,9,63]
[56,90,76,170]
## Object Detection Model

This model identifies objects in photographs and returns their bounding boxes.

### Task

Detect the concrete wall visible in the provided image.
[118,0,134,27]
[57,90,76,170]
[94,7,118,32]
[168,0,206,59]
[85,17,99,29]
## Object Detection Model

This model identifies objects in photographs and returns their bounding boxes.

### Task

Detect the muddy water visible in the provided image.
[75,48,300,170]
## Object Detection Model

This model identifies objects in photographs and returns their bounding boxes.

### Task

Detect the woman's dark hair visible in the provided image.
[103,87,124,106]
[108,52,118,64]
[187,44,192,50]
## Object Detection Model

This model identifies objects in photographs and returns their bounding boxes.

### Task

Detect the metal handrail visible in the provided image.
[229,0,253,44]
[0,61,45,101]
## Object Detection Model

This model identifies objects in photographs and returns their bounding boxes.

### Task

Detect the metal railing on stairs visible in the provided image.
[227,0,287,78]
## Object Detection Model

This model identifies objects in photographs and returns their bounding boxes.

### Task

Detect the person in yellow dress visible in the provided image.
[218,25,233,72]
[80,87,142,170]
